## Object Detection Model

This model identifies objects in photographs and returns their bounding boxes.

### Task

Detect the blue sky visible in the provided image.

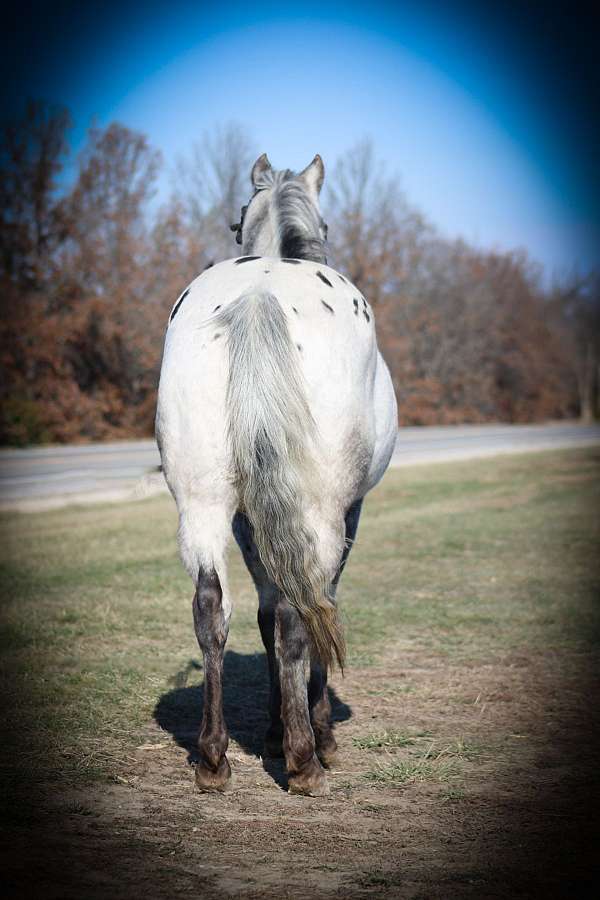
[5,0,599,278]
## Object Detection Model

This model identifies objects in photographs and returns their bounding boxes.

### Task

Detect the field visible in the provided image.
[1,449,599,899]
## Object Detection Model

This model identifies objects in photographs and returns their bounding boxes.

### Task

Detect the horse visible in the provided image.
[155,152,398,796]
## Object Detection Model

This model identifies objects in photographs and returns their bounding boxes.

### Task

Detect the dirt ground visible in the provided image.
[4,641,599,900]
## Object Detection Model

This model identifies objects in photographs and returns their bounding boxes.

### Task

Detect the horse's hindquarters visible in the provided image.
[156,322,237,581]
[157,320,230,491]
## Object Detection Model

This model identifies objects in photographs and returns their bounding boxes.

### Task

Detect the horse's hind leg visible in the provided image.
[235,510,349,796]
[276,598,329,796]
[257,602,284,757]
[193,566,231,790]
[233,513,283,757]
[180,502,233,791]
[308,661,336,766]
[309,499,363,767]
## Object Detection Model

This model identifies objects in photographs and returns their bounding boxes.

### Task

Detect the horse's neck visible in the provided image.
[243,220,326,264]
[279,228,327,264]
[243,195,326,263]
[243,212,281,258]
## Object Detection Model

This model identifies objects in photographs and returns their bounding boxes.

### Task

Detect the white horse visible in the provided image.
[156,153,397,796]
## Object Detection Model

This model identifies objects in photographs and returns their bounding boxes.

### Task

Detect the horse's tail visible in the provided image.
[215,292,345,671]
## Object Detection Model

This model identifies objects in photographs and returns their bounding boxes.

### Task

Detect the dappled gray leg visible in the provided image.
[309,499,363,766]
[276,600,328,796]
[308,662,337,766]
[192,567,231,791]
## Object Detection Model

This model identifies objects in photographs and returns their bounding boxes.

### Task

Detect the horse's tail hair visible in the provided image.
[215,292,345,671]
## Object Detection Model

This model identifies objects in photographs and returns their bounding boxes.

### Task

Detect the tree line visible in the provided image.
[1,101,598,445]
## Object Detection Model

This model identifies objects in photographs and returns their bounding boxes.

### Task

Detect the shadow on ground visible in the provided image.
[154,650,352,788]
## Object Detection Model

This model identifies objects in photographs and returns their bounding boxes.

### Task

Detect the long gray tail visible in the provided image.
[215,292,345,670]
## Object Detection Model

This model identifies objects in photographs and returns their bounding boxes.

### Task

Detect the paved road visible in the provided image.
[1,423,599,512]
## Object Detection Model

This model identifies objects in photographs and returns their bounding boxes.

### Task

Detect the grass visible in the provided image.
[357,872,404,888]
[364,758,461,785]
[352,729,433,750]
[1,448,599,788]
[440,786,467,804]
[358,733,480,785]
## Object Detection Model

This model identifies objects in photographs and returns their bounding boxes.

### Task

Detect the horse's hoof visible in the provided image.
[288,757,330,797]
[194,755,231,792]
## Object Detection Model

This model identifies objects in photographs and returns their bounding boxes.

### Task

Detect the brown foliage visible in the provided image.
[1,110,202,443]
[325,141,583,425]
[0,110,594,445]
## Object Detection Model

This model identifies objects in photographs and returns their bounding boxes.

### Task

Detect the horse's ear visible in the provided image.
[251,153,272,187]
[300,154,325,195]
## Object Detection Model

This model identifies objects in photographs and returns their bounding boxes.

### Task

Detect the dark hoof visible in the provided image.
[316,734,338,768]
[288,755,329,797]
[194,755,231,792]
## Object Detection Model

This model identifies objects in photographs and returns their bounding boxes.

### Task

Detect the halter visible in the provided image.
[230,204,248,245]
[230,185,265,245]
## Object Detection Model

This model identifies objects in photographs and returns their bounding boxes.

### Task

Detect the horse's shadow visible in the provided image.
[153,651,352,788]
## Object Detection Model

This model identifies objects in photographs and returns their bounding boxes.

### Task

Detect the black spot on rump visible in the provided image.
[282,258,302,264]
[353,298,359,316]
[213,332,221,340]
[316,271,333,287]
[296,343,302,352]
[292,306,299,314]
[170,287,190,322]
[235,256,261,264]
[321,300,334,314]
[213,304,221,311]
[363,310,370,323]
[338,274,347,284]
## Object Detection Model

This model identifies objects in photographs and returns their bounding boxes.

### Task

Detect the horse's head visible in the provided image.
[231,154,328,263]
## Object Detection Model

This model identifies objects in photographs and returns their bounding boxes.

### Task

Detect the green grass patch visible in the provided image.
[352,729,432,750]
[439,786,467,804]
[364,757,461,785]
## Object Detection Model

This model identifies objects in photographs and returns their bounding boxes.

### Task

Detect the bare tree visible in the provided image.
[324,139,429,305]
[550,272,600,421]
[0,99,71,288]
[175,122,256,262]
[61,123,161,298]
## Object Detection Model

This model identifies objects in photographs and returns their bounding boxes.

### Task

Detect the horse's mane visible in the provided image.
[255,168,327,264]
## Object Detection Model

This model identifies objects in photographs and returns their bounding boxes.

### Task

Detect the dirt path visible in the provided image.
[6,641,599,900]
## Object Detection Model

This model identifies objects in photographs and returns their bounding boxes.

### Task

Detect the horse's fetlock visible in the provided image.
[288,754,329,797]
[199,732,227,771]
[284,732,316,773]
[315,729,338,767]
[311,696,332,729]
